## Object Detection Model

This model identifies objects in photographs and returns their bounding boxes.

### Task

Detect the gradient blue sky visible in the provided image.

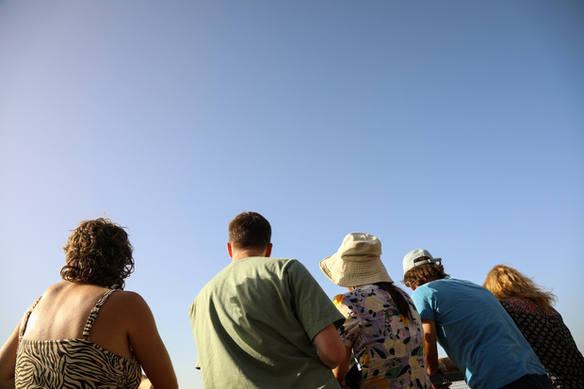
[1,1,583,388]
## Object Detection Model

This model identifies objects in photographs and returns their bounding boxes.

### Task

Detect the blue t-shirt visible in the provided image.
[412,278,546,389]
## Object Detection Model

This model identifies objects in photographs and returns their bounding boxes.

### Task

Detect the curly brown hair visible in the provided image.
[61,218,134,289]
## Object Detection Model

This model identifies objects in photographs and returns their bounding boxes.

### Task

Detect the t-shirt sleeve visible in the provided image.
[188,299,202,370]
[412,285,437,322]
[287,260,345,340]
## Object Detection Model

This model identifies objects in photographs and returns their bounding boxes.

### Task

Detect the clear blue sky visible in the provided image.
[1,1,582,388]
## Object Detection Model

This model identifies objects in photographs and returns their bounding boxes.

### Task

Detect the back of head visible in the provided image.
[228,212,271,251]
[61,218,134,289]
[402,248,449,289]
[483,264,556,311]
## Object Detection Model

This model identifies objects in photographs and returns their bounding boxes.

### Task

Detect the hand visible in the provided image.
[438,360,449,377]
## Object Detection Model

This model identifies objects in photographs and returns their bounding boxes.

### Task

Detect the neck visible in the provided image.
[231,248,268,261]
[228,242,272,261]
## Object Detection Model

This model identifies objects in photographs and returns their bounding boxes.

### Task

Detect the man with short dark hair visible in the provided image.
[402,248,553,389]
[189,212,346,388]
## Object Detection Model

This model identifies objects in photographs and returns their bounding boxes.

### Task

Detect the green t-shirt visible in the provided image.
[189,257,344,389]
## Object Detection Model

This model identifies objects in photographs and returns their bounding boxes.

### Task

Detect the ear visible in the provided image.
[264,243,273,258]
[227,242,233,258]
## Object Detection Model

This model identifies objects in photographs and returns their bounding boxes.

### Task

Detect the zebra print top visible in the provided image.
[15,288,142,389]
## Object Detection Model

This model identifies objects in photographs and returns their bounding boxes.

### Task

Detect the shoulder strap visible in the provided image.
[19,296,43,341]
[82,289,119,340]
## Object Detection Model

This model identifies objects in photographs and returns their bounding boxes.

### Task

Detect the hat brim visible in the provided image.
[320,253,393,287]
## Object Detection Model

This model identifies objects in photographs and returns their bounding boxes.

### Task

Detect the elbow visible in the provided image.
[331,347,346,368]
[322,343,346,369]
[313,323,346,369]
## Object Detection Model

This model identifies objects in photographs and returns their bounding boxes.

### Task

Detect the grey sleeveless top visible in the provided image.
[15,289,142,389]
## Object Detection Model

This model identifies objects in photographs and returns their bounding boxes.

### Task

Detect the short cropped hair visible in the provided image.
[483,264,556,312]
[228,212,271,250]
[61,218,134,289]
[403,260,449,289]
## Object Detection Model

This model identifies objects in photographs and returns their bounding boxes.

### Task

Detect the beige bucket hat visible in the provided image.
[320,232,393,287]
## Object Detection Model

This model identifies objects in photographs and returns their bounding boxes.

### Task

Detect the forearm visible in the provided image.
[424,338,439,375]
[332,346,352,383]
[421,319,439,375]
[319,348,344,369]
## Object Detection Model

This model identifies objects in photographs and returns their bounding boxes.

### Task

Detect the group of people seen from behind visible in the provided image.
[1,211,583,389]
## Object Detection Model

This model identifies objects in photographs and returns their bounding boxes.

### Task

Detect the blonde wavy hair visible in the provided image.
[483,264,557,312]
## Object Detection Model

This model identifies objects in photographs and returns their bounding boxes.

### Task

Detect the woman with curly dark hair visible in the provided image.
[0,218,178,389]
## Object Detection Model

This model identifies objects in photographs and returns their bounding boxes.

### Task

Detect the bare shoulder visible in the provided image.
[23,282,65,310]
[41,282,67,296]
[110,290,147,304]
[107,290,153,318]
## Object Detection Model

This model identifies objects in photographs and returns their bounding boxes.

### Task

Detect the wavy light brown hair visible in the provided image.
[228,211,271,250]
[61,218,134,289]
[403,261,449,289]
[483,264,557,312]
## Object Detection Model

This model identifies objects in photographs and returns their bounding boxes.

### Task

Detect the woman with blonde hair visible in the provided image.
[320,233,432,389]
[0,218,178,389]
[483,265,584,389]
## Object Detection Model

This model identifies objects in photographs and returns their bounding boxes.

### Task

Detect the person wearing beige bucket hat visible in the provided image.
[320,233,432,389]
[320,233,393,287]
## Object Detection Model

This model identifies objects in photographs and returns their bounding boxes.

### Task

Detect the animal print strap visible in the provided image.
[82,289,119,340]
[19,296,43,341]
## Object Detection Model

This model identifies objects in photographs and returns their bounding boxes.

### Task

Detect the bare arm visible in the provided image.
[125,293,178,389]
[313,323,346,369]
[332,345,353,385]
[0,322,20,389]
[422,319,440,376]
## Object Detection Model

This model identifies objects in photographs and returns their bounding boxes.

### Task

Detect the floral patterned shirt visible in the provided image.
[333,285,431,389]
